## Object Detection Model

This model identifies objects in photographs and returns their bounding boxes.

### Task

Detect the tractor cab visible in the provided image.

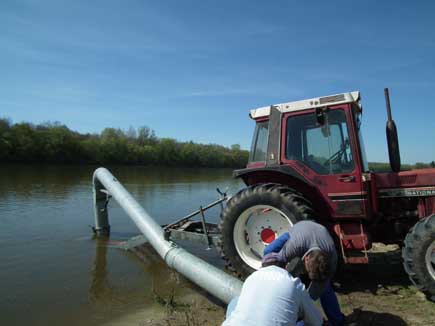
[239,92,371,220]
[248,92,367,171]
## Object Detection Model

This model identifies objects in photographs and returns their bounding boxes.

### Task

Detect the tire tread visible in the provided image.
[402,214,435,301]
[218,183,315,279]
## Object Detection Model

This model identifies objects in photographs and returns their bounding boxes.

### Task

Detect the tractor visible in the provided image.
[218,88,435,301]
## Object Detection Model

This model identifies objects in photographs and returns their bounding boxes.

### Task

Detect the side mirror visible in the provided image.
[321,125,330,137]
[315,107,325,125]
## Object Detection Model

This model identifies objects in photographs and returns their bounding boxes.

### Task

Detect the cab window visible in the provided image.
[285,110,354,175]
[249,121,269,162]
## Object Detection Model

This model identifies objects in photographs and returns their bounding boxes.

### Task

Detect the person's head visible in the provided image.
[303,249,331,282]
[261,253,286,269]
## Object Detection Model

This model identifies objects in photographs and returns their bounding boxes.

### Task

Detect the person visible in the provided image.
[264,220,345,326]
[223,252,322,326]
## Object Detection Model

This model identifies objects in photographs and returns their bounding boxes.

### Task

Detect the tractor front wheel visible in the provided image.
[402,214,435,301]
[218,183,315,279]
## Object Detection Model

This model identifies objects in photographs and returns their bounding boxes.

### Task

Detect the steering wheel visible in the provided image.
[323,147,345,167]
[323,139,350,167]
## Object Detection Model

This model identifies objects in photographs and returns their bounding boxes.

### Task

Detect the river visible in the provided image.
[0,165,243,325]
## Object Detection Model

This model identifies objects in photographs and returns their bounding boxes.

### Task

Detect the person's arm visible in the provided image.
[307,280,328,301]
[299,286,323,326]
[263,232,289,255]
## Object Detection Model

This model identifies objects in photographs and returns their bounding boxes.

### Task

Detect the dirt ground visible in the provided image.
[332,243,435,326]
[126,243,435,326]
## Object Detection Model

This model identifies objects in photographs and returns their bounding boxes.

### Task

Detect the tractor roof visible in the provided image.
[249,91,360,119]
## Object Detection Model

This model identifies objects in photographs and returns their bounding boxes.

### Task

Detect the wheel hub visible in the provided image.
[233,205,292,270]
[260,228,276,244]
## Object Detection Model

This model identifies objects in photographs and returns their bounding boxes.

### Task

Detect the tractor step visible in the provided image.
[340,234,366,241]
[343,256,369,264]
[336,222,369,264]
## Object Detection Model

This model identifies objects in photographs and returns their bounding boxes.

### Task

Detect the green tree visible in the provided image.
[10,123,39,161]
[100,128,129,163]
[414,162,429,170]
[126,126,137,140]
[0,118,12,161]
[179,141,200,166]
[0,119,249,168]
[230,144,241,151]
[156,138,181,165]
[138,126,157,146]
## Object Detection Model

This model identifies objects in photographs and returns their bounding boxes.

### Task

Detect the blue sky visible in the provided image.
[1,0,434,163]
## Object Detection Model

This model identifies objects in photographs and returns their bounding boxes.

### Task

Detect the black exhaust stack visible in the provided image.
[384,88,401,172]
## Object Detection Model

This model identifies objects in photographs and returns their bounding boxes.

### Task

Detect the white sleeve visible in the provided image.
[299,287,323,326]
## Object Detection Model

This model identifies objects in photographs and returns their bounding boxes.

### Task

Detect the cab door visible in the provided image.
[281,105,368,218]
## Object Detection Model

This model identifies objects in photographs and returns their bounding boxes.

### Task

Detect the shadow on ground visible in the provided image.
[335,245,412,295]
[346,309,407,326]
[331,244,434,326]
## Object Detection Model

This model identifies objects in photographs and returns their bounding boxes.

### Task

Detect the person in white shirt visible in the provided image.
[222,252,323,326]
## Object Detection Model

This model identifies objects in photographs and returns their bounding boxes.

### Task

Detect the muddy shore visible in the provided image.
[108,243,434,326]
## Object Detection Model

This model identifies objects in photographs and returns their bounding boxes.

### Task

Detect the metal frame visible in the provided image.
[92,167,242,304]
[162,191,228,249]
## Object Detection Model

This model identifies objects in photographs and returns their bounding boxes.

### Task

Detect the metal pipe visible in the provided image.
[93,178,110,235]
[384,87,393,121]
[383,87,401,172]
[92,167,242,303]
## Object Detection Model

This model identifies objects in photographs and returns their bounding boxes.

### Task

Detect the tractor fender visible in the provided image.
[233,165,329,215]
[233,165,313,187]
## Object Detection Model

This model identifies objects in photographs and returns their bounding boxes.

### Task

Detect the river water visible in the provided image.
[0,165,243,325]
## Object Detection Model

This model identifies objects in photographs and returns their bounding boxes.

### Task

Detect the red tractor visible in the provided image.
[219,88,435,300]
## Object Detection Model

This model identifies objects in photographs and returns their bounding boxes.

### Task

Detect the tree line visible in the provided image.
[368,161,435,172]
[1,118,433,170]
[0,118,249,168]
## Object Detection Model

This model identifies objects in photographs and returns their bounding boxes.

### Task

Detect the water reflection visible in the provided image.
[0,164,89,200]
[89,237,113,302]
[0,165,242,326]
[89,237,166,304]
[0,164,237,201]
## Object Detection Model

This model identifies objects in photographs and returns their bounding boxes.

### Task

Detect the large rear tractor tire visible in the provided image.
[402,214,435,301]
[218,183,315,279]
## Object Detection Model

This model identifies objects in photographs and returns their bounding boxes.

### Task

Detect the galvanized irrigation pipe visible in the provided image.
[92,167,242,304]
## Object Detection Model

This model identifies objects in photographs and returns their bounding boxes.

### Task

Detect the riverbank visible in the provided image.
[108,243,435,326]
[106,292,225,326]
